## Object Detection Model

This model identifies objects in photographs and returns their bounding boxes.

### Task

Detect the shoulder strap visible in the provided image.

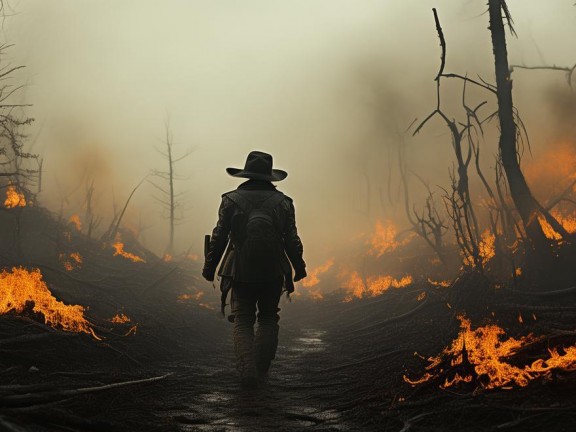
[260,192,286,210]
[226,191,252,212]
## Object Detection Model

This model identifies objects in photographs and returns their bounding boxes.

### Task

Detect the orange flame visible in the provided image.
[0,267,98,338]
[113,235,145,263]
[404,315,576,389]
[4,185,26,208]
[342,270,412,301]
[464,229,495,267]
[111,313,131,323]
[60,252,83,271]
[428,278,451,288]
[302,259,334,288]
[367,220,414,257]
[69,214,82,232]
[163,253,173,262]
[539,210,576,241]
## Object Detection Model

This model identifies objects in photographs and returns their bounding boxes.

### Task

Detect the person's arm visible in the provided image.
[283,198,306,282]
[202,195,233,281]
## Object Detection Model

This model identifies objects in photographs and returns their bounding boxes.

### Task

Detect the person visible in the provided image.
[202,151,307,388]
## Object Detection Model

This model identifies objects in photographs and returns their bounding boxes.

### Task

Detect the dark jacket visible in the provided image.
[203,179,306,292]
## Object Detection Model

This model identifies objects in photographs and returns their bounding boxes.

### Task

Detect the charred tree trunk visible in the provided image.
[487,0,549,252]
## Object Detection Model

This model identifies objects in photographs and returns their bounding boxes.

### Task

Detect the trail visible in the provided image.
[159,316,356,431]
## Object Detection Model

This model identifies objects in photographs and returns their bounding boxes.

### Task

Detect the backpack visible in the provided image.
[227,190,285,283]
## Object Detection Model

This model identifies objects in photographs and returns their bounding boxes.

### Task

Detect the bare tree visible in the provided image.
[149,123,192,255]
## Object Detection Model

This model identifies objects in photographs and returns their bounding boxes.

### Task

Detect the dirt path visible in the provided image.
[157,314,358,431]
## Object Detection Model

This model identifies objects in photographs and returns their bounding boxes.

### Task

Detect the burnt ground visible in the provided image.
[1,207,576,431]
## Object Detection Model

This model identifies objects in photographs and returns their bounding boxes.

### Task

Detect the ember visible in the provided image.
[0,267,97,338]
[4,184,26,208]
[111,313,131,323]
[60,252,83,271]
[404,315,576,389]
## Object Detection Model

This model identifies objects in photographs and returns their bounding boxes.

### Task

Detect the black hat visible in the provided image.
[226,151,287,182]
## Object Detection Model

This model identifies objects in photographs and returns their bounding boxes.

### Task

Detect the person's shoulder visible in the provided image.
[274,189,293,204]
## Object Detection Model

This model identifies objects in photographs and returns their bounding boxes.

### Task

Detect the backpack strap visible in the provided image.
[259,191,286,211]
[227,190,285,212]
[226,190,253,212]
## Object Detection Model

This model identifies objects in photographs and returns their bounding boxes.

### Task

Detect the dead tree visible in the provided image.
[414,10,485,270]
[149,123,192,255]
[487,0,571,252]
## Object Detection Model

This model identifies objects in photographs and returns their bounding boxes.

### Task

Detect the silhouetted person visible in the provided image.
[202,151,307,388]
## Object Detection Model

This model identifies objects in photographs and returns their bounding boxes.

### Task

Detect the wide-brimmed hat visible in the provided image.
[226,151,287,182]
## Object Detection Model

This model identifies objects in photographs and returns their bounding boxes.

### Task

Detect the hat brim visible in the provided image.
[226,167,288,182]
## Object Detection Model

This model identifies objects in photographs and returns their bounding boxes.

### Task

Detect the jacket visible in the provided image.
[203,179,306,292]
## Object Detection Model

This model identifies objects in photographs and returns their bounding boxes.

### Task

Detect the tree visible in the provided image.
[149,123,192,255]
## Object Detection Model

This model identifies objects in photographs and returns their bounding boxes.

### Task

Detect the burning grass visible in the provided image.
[404,315,576,390]
[0,266,97,338]
[342,270,413,302]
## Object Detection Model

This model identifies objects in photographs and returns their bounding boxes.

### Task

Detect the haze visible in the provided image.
[5,0,576,267]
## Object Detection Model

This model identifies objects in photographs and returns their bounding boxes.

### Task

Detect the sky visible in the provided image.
[3,0,576,266]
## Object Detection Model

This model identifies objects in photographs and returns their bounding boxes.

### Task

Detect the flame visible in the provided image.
[0,267,98,338]
[163,254,173,262]
[404,315,576,389]
[113,235,145,263]
[69,214,82,232]
[302,259,334,288]
[417,292,427,301]
[341,270,413,301]
[187,254,199,261]
[60,252,83,271]
[428,278,451,288]
[539,210,576,241]
[4,185,26,208]
[111,313,131,323]
[464,229,495,267]
[368,220,414,257]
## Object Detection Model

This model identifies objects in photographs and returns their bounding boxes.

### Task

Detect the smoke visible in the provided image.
[4,0,576,269]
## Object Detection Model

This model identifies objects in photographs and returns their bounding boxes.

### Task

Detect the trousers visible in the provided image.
[230,280,283,380]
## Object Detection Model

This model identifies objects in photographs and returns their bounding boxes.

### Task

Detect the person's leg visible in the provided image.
[231,283,258,387]
[254,281,283,378]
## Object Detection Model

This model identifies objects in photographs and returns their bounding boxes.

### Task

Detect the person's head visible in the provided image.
[226,151,287,182]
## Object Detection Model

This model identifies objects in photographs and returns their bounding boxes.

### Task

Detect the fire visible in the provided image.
[60,252,83,271]
[113,235,145,263]
[302,259,334,288]
[111,313,131,323]
[464,229,495,267]
[187,254,199,261]
[539,210,576,241]
[0,267,98,338]
[428,278,451,288]
[4,185,26,208]
[163,254,173,262]
[368,220,414,257]
[69,214,82,231]
[342,270,413,301]
[404,315,576,389]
